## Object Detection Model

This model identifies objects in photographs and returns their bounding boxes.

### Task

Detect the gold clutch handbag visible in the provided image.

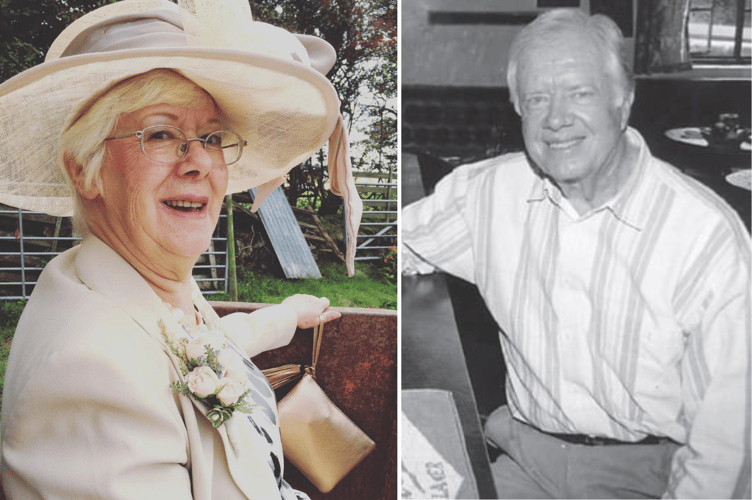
[262,319,376,493]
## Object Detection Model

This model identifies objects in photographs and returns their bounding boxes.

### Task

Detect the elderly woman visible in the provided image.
[0,0,361,499]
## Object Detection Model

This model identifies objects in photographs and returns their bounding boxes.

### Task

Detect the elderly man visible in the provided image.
[402,9,750,499]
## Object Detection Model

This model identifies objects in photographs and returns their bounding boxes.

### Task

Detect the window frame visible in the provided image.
[688,0,751,65]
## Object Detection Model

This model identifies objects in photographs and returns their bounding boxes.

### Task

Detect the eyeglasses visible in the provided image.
[105,125,247,166]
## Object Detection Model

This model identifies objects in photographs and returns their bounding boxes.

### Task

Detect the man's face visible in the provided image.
[516,34,632,191]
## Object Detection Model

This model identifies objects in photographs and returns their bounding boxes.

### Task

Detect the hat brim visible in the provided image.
[0,47,340,216]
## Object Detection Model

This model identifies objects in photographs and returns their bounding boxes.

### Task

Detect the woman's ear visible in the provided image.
[63,156,100,200]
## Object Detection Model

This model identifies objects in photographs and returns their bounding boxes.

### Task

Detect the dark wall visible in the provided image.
[631,78,751,144]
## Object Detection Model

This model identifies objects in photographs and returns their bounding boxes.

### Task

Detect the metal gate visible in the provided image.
[353,170,397,261]
[0,206,228,300]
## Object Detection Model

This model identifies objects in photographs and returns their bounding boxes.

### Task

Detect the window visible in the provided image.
[688,0,751,63]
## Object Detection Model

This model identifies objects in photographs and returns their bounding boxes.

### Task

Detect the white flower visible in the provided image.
[185,337,208,361]
[185,333,226,362]
[187,366,219,397]
[217,377,245,406]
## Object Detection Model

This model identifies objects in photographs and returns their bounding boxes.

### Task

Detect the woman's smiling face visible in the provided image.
[93,94,229,265]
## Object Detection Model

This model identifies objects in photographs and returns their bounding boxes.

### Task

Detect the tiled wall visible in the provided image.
[402,86,524,161]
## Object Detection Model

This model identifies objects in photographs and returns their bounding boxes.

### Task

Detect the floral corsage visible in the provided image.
[160,320,256,428]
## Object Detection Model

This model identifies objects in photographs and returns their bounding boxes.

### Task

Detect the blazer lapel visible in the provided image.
[73,236,281,499]
[74,236,185,368]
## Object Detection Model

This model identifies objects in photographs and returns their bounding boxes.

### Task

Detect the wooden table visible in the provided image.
[664,127,751,151]
[402,273,498,499]
[726,169,751,190]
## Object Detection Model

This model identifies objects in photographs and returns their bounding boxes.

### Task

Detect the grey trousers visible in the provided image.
[485,406,680,499]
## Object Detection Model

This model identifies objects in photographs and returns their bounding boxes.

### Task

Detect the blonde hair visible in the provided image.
[507,9,634,113]
[60,69,217,235]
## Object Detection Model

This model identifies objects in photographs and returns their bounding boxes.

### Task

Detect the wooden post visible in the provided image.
[208,240,218,288]
[225,195,238,301]
[51,217,62,254]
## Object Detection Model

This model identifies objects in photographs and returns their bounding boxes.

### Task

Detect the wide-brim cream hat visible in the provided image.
[0,0,362,275]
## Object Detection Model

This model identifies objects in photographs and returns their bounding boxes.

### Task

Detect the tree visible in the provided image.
[351,0,397,175]
[252,0,397,215]
[0,0,118,83]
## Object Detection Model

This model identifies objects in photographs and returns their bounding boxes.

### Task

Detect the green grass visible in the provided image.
[0,300,27,405]
[213,260,397,310]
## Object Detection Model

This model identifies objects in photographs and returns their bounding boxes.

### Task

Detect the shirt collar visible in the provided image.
[526,127,650,231]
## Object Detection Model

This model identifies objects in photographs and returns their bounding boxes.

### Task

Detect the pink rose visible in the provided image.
[217,377,245,406]
[185,337,209,362]
[185,334,226,362]
[187,366,219,397]
[224,367,246,385]
[216,348,234,371]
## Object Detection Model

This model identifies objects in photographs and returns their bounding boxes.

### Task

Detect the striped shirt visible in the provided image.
[403,128,751,499]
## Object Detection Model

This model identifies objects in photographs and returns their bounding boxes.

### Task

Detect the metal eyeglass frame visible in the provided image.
[104,125,247,165]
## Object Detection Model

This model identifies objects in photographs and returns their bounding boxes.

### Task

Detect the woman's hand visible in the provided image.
[281,294,341,329]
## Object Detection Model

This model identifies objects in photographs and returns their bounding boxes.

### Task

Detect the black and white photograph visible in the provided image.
[401,0,750,498]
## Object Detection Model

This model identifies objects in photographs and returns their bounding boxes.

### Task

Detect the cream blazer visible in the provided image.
[0,236,300,499]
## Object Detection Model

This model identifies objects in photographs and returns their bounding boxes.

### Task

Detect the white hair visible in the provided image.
[507,9,634,112]
[60,69,217,235]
